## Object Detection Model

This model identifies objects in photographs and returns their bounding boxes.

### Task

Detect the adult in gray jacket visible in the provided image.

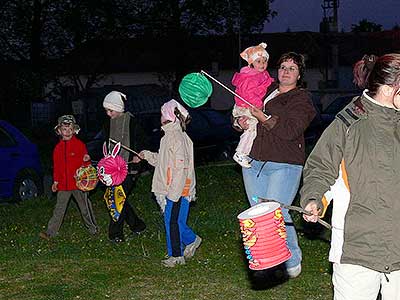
[301,54,400,300]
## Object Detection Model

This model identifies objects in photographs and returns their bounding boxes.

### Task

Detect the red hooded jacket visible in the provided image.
[53,135,89,191]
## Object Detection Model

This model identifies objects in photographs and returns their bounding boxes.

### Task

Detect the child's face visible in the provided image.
[58,123,74,140]
[105,109,123,119]
[252,57,268,72]
[161,115,171,125]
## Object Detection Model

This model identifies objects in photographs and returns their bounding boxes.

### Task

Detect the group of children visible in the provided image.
[39,41,270,267]
[39,93,202,268]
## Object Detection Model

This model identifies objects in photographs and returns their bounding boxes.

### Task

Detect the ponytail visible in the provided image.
[174,107,191,132]
[353,54,377,89]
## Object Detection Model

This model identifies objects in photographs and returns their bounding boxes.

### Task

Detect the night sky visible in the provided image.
[264,0,400,32]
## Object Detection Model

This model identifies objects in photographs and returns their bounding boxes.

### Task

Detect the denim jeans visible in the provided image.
[242,159,303,269]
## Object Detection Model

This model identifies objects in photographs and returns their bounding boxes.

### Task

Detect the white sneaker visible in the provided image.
[184,235,202,259]
[286,264,302,278]
[161,256,186,267]
[233,152,251,168]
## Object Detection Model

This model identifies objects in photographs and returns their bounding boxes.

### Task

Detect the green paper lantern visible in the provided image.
[179,73,213,108]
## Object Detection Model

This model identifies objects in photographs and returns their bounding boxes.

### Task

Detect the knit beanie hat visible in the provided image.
[240,42,269,65]
[103,91,126,112]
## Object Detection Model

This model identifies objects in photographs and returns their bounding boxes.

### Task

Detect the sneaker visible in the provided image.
[233,152,251,168]
[161,256,186,267]
[89,227,100,236]
[39,232,51,241]
[184,235,202,259]
[126,231,142,241]
[131,222,146,234]
[286,264,302,278]
[109,237,124,244]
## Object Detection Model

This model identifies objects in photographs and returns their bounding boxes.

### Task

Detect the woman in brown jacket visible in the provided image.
[237,52,316,278]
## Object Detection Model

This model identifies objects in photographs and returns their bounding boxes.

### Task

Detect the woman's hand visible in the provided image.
[250,106,269,123]
[237,116,250,130]
[303,200,321,223]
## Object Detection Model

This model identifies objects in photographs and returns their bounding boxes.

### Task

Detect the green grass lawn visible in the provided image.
[0,164,332,300]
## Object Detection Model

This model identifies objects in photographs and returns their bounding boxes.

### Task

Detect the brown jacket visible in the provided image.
[250,84,316,165]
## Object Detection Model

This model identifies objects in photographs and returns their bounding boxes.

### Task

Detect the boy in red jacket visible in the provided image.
[40,115,98,240]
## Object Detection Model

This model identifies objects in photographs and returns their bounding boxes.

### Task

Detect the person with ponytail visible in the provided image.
[136,99,201,268]
[300,53,400,299]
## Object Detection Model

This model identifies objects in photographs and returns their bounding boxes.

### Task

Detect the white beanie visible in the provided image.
[103,91,126,112]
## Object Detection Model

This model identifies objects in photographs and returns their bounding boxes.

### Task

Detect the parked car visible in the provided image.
[186,107,241,162]
[87,108,240,166]
[303,93,360,147]
[0,120,43,202]
[304,93,324,146]
[320,94,358,130]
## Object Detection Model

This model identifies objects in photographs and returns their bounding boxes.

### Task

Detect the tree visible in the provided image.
[136,0,276,89]
[138,0,276,36]
[0,0,276,106]
[351,19,383,33]
[0,0,149,106]
[0,0,276,62]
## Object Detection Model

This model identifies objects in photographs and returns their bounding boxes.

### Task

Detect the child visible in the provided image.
[40,115,98,240]
[232,42,274,168]
[137,99,201,267]
[102,91,146,243]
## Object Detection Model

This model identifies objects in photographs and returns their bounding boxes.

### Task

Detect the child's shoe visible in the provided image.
[161,256,186,267]
[233,152,251,168]
[39,232,51,241]
[131,221,146,234]
[109,237,124,244]
[184,235,202,259]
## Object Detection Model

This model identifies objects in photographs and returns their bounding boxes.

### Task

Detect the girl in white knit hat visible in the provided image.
[101,91,146,243]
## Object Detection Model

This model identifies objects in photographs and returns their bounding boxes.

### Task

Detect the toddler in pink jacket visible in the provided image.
[232,42,274,168]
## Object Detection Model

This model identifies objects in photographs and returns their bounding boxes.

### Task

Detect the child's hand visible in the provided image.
[138,151,147,160]
[238,116,249,130]
[83,154,90,162]
[131,156,142,163]
[51,182,58,193]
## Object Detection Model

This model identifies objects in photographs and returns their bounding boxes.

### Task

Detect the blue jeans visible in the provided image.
[242,160,303,269]
[164,197,197,257]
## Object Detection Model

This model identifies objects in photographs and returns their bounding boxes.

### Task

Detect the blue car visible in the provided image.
[0,120,43,202]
